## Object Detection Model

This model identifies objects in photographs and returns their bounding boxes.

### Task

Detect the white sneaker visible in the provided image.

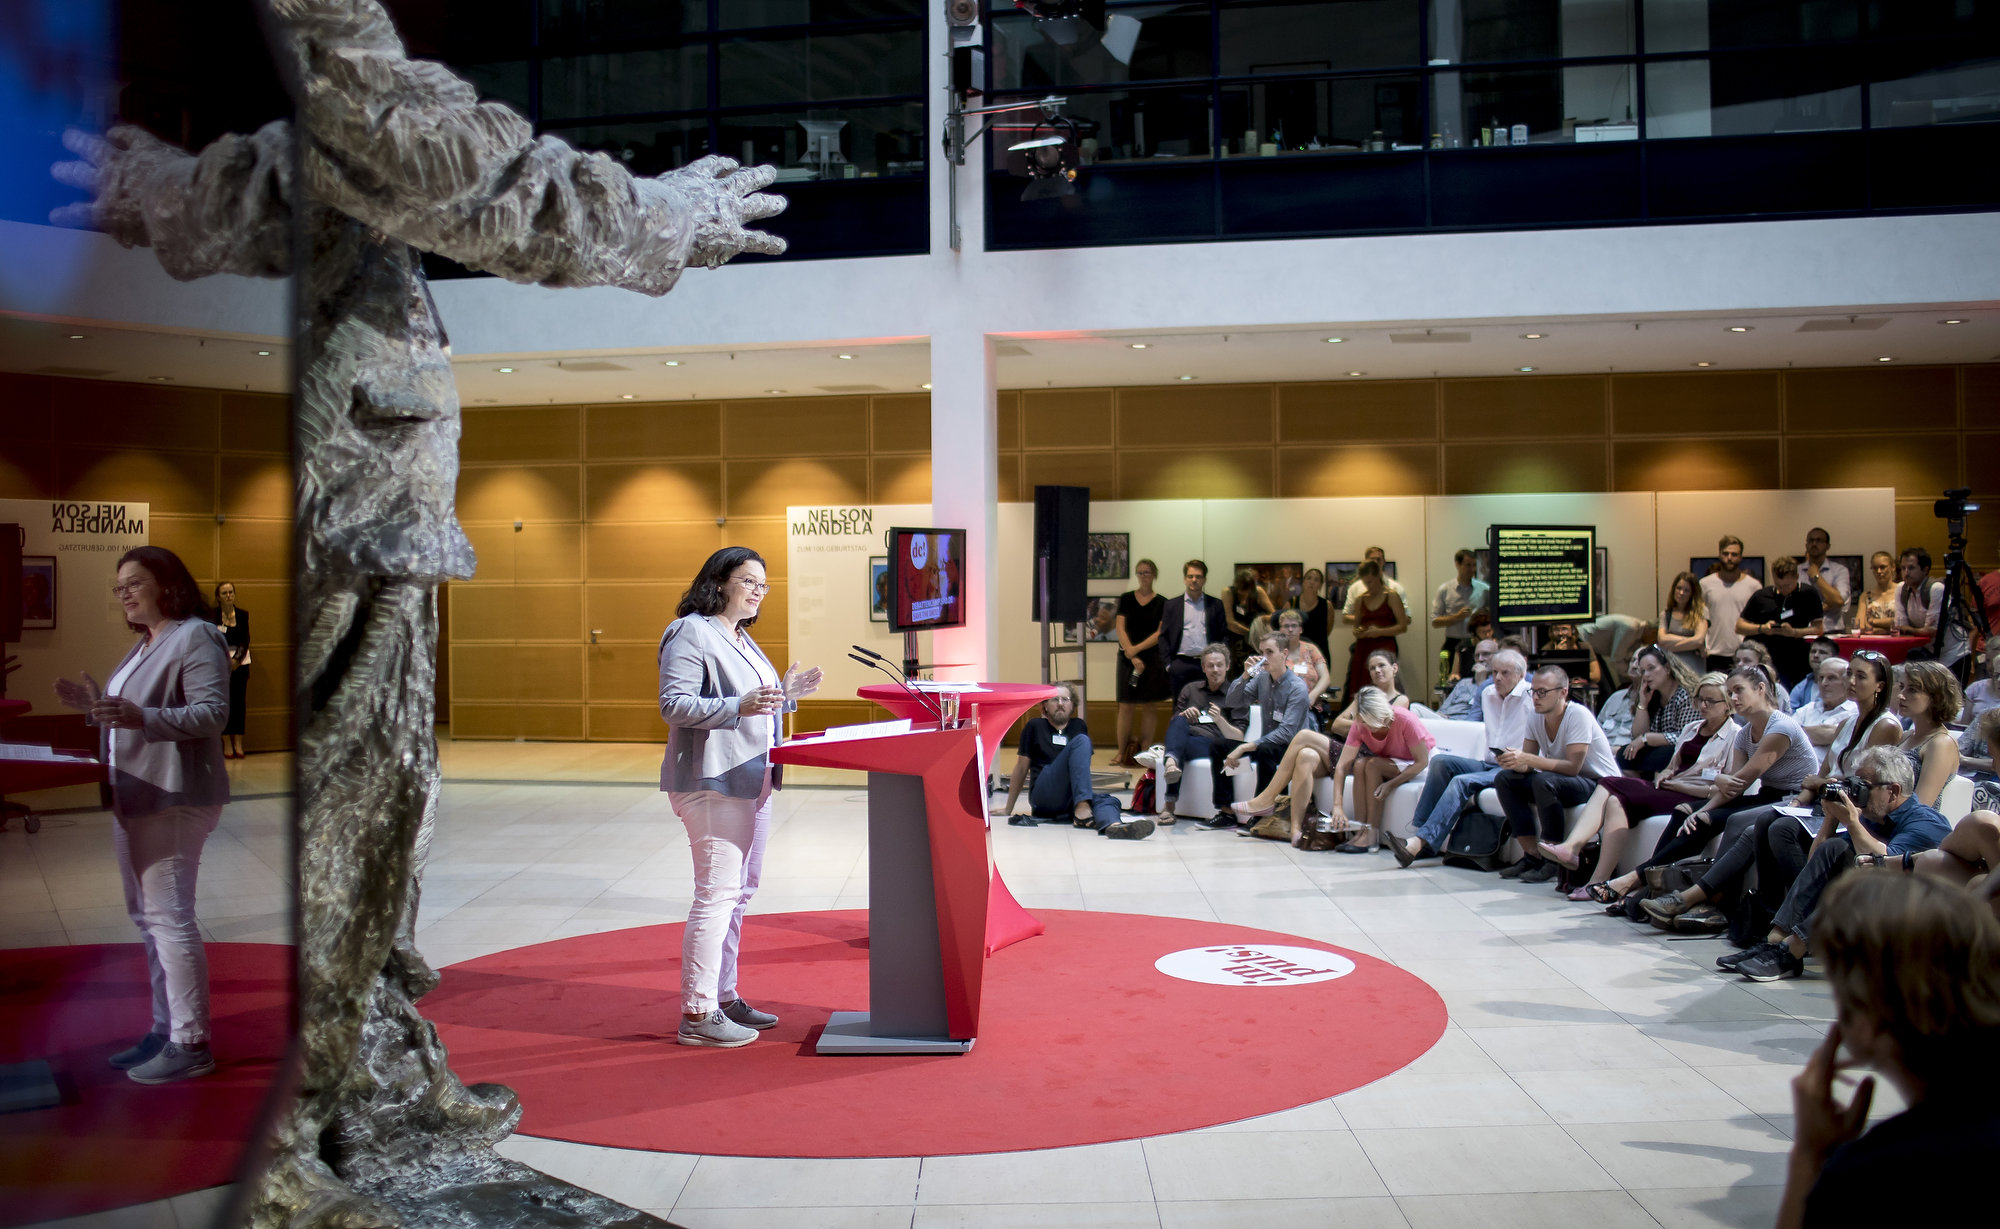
[1134,746,1164,771]
[678,1010,758,1048]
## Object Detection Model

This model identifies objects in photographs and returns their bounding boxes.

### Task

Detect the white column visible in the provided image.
[929,329,998,682]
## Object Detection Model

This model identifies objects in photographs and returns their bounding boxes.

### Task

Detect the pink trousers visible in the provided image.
[670,781,771,1014]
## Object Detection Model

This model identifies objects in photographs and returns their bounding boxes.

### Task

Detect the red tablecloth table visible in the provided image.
[0,749,107,833]
[0,699,31,723]
[858,682,1059,956]
[1832,635,1934,665]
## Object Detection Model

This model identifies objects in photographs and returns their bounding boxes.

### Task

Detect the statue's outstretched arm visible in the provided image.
[276,0,785,295]
[50,122,294,282]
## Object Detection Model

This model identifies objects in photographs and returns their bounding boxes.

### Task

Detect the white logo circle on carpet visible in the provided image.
[1155,944,1356,987]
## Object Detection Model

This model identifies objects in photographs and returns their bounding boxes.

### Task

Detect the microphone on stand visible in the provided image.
[849,649,946,724]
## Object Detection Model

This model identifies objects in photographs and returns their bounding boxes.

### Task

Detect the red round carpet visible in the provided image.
[428,910,1445,1158]
[0,943,290,1227]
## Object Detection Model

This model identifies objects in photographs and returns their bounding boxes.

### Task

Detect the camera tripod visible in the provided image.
[1936,533,1990,682]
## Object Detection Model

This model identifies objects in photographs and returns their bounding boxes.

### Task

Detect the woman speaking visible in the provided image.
[54,546,230,1085]
[659,547,821,1048]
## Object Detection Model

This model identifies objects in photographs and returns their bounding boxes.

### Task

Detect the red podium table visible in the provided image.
[773,721,990,1054]
[1833,635,1934,665]
[0,748,107,833]
[859,682,1058,956]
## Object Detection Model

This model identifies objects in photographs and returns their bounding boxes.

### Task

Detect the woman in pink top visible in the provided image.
[1328,688,1435,854]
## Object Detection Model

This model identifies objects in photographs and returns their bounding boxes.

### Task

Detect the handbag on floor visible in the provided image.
[1555,839,1603,893]
[1440,805,1509,872]
[1131,770,1156,815]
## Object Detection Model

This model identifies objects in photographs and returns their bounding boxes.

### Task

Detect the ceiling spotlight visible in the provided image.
[1727,326,1753,333]
[1941,319,1966,325]
[1178,375,1195,381]
[67,334,84,340]
[620,394,635,399]
[1520,333,1545,339]
[765,389,786,394]
[1324,337,1344,344]
[1517,366,1535,372]
[1130,343,1148,349]
[835,354,854,360]
[497,367,514,373]
[1694,361,1713,367]
[257,350,272,356]
[662,360,681,366]
[1345,371,1365,377]
[921,383,932,390]
[149,375,170,381]
[1877,356,1894,362]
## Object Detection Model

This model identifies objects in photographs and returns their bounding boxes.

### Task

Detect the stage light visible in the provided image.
[621,394,635,399]
[1178,375,1194,381]
[662,360,681,366]
[498,367,514,373]
[1727,326,1753,333]
[1941,319,1965,325]
[1345,371,1365,377]
[921,383,932,389]
[257,350,271,356]
[766,388,786,394]
[1694,361,1712,367]
[1517,366,1535,372]
[1130,343,1148,349]
[1324,337,1344,344]
[67,334,84,339]
[149,375,170,381]
[1877,356,1894,362]
[1520,333,1544,339]
[836,354,854,360]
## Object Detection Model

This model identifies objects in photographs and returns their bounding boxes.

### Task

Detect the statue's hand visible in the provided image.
[49,125,176,234]
[654,155,788,267]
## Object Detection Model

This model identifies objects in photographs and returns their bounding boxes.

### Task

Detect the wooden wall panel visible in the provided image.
[585,461,723,521]
[229,583,291,639]
[1022,390,1115,449]
[726,457,869,514]
[793,699,877,734]
[1964,433,2000,495]
[450,644,585,702]
[459,406,581,464]
[60,448,215,514]
[1277,445,1439,497]
[1785,366,1957,432]
[456,464,583,523]
[1613,437,1782,492]
[587,402,723,459]
[752,578,789,631]
[586,583,681,642]
[584,522,723,581]
[0,377,53,438]
[997,452,1021,503]
[0,446,57,498]
[1445,439,1607,493]
[149,517,221,580]
[728,517,790,571]
[1021,450,1118,501]
[1611,372,1782,436]
[588,644,665,703]
[1278,381,1438,443]
[1784,433,1961,494]
[219,393,289,454]
[722,397,869,457]
[57,385,219,451]
[1967,366,2000,423]
[870,394,931,452]
[588,705,669,742]
[871,453,931,503]
[1118,385,1274,446]
[220,517,292,579]
[220,453,291,519]
[244,707,292,752]
[463,523,584,582]
[1118,447,1272,500]
[450,584,583,642]
[243,645,293,713]
[1441,375,1608,438]
[450,702,585,740]
[997,392,1022,449]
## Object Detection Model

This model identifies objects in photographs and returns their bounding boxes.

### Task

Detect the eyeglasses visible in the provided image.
[1529,686,1565,698]
[1695,694,1726,706]
[732,579,771,594]
[109,581,149,598]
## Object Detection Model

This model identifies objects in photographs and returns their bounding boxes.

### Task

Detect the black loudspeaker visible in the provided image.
[1031,486,1089,623]
[0,524,21,643]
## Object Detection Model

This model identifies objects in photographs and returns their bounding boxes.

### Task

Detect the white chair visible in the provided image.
[1311,718,1487,842]
[1169,707,1260,819]
[1938,774,1975,827]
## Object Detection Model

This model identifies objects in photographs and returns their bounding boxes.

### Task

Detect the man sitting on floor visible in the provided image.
[994,684,1154,839]
[1492,665,1621,883]
[1394,648,1531,867]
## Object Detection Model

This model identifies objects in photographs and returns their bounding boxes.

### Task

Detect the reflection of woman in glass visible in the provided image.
[212,581,250,759]
[21,569,52,622]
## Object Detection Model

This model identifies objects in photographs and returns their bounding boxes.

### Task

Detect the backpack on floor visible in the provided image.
[1131,770,1156,815]
[1727,887,1772,949]
[1440,805,1509,872]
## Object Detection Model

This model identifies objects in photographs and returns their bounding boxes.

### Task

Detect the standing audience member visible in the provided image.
[211,581,250,760]
[1894,660,1963,807]
[1439,638,1498,719]
[1217,631,1310,798]
[1491,665,1621,882]
[1143,643,1246,815]
[1743,556,1826,689]
[1658,570,1709,675]
[1296,568,1332,662]
[1794,657,1859,749]
[1789,636,1840,710]
[1858,551,1900,634]
[1779,873,2000,1229]
[1340,545,1408,622]
[1801,527,1851,634]
[1456,608,1498,679]
[1576,614,1655,691]
[1159,560,1229,702]
[1618,644,1701,775]
[1701,535,1764,672]
[1224,568,1276,667]
[53,546,230,1085]
[997,683,1153,839]
[1113,558,1169,767]
[1894,547,1969,667]
[1431,549,1489,676]
[1324,689,1436,854]
[1394,649,1532,867]
[1343,561,1409,702]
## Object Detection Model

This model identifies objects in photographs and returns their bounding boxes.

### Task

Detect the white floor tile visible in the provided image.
[1627,1184,1786,1229]
[1394,1190,1658,1229]
[916,1142,1152,1206]
[1352,1124,1618,1196]
[1563,1118,1792,1190]
[674,1157,921,1209]
[1465,1023,1684,1072]
[1511,1067,1752,1124]
[1157,1197,1408,1229]
[494,1136,697,1209]
[1335,1070,1553,1130]
[1144,1131,1388,1201]
[914,1202,1161,1228]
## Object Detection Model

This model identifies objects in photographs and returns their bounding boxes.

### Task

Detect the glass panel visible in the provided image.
[1216,74,1427,154]
[1644,0,1861,54]
[458,61,533,114]
[989,5,1211,90]
[720,30,924,105]
[717,0,925,28]
[719,102,926,178]
[1432,63,1634,144]
[987,86,1214,168]
[1429,0,1633,64]
[1870,0,2000,40]
[541,46,708,120]
[1871,56,2000,127]
[1644,52,1862,138]
[539,0,707,42]
[545,116,712,174]
[1219,1,1423,75]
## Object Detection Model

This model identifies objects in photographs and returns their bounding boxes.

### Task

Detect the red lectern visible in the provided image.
[772,721,992,1054]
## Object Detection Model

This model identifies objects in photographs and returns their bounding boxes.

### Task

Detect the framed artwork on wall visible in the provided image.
[1324,561,1358,611]
[1593,546,1609,619]
[868,556,889,622]
[1084,596,1120,642]
[20,556,55,630]
[1238,562,1304,608]
[1086,532,1129,580]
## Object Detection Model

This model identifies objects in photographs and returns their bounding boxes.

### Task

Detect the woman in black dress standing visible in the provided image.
[1297,568,1331,663]
[1114,558,1170,766]
[213,582,250,759]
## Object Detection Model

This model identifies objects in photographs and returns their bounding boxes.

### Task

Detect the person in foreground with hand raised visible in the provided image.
[659,547,821,1048]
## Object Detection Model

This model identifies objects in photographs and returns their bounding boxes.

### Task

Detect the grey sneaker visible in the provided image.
[1519,859,1559,884]
[721,999,779,1030]
[127,1041,215,1085]
[109,1032,167,1070]
[1103,817,1155,840]
[678,1010,758,1048]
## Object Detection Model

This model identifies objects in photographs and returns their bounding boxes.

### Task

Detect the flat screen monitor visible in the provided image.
[888,526,967,632]
[1488,524,1597,624]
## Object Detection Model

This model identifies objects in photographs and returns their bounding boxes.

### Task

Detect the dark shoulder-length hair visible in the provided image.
[117,546,210,633]
[677,546,767,628]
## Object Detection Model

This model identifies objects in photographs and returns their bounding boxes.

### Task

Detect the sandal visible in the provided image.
[1584,882,1622,906]
[1536,840,1580,870]
[1229,800,1277,821]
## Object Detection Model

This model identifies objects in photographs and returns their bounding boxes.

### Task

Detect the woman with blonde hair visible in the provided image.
[1324,687,1435,854]
[1858,550,1899,634]
[1657,570,1709,675]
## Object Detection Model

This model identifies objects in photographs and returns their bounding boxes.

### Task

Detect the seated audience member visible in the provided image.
[1596,664,1822,904]
[1723,745,1950,982]
[1701,535,1763,671]
[1618,645,1702,775]
[1215,631,1309,801]
[1456,608,1497,678]
[996,684,1153,839]
[1790,636,1841,710]
[1804,650,1904,797]
[1296,568,1332,662]
[1439,637,1498,719]
[1323,688,1436,853]
[1431,549,1489,672]
[1962,641,2000,725]
[1735,641,1795,712]
[1143,643,1246,816]
[1794,657,1858,749]
[1800,527,1852,635]
[1491,665,1623,883]
[1544,623,1583,652]
[1894,546,1970,666]
[1959,708,2000,783]
[1159,559,1230,701]
[1593,657,1639,750]
[1394,648,1532,867]
[1343,562,1410,702]
[1270,607,1333,716]
[1544,672,1739,900]
[1576,613,1656,690]
[1329,649,1409,739]
[1659,570,1709,675]
[1858,550,1900,634]
[1225,568,1276,667]
[1912,810,2000,917]
[1743,555,1826,690]
[1894,660,1962,807]
[1777,872,2000,1229]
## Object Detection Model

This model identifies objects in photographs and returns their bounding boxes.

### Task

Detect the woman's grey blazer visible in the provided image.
[101,618,231,818]
[658,615,795,798]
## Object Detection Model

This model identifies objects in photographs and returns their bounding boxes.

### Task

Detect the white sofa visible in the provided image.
[1167,708,1261,819]
[1305,718,1489,842]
